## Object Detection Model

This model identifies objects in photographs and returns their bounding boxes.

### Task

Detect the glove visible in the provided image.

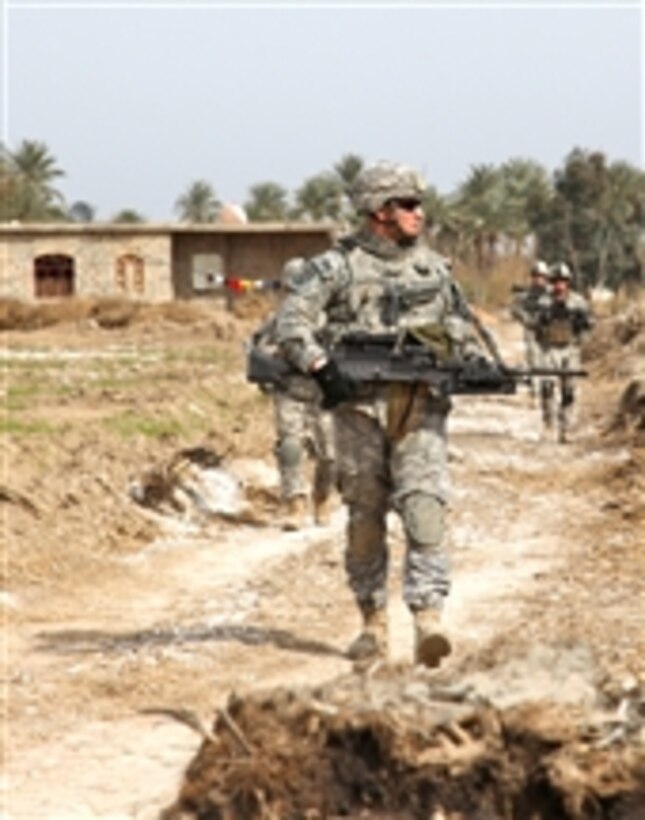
[571,310,590,334]
[312,360,355,409]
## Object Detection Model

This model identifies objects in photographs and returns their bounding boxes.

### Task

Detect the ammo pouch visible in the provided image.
[407,323,454,362]
[285,374,320,403]
[540,318,573,347]
[386,382,429,442]
[385,323,453,440]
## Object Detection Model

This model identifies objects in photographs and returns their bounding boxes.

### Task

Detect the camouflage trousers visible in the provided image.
[537,344,581,440]
[273,391,336,502]
[523,329,541,396]
[334,391,451,613]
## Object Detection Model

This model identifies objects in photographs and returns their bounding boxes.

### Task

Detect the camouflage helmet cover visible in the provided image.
[350,161,426,214]
[282,256,305,287]
[549,262,572,281]
[531,259,549,277]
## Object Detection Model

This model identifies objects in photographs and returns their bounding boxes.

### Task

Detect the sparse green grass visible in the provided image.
[4,376,81,410]
[162,344,241,367]
[0,417,59,435]
[102,411,187,439]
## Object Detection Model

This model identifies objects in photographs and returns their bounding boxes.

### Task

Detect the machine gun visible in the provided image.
[247,332,588,399]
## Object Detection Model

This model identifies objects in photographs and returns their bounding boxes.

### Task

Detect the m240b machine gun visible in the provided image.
[247,332,588,400]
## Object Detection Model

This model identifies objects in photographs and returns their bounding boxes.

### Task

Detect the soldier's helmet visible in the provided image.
[350,161,426,214]
[531,259,549,277]
[282,257,305,287]
[549,262,572,282]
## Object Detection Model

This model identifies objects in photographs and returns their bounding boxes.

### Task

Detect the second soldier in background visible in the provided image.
[533,262,594,442]
[251,259,336,530]
[511,259,550,400]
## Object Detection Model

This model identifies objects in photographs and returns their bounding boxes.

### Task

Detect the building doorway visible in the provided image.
[115,254,145,295]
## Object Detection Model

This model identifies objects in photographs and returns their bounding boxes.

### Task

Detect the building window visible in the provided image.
[192,253,224,291]
[115,254,145,295]
[34,254,75,298]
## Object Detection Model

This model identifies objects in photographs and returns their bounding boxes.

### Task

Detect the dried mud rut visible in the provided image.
[2,312,644,819]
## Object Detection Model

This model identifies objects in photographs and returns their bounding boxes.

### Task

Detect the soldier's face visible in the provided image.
[552,279,569,298]
[377,198,425,241]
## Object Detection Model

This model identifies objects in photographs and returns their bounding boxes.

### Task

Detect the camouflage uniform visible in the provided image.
[276,163,481,653]
[534,264,593,441]
[510,261,550,392]
[252,298,336,522]
[273,381,335,509]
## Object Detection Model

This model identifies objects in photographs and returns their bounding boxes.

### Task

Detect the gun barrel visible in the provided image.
[513,368,588,378]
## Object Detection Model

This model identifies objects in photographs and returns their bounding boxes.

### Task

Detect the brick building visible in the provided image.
[0,222,335,301]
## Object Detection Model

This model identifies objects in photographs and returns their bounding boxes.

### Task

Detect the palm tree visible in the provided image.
[293,173,343,221]
[333,153,365,222]
[454,164,506,270]
[0,143,21,221]
[8,139,65,221]
[111,208,146,224]
[499,158,552,250]
[244,181,289,221]
[68,200,96,223]
[333,153,364,191]
[175,180,221,223]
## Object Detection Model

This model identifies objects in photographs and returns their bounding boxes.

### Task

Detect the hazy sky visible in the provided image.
[2,1,642,220]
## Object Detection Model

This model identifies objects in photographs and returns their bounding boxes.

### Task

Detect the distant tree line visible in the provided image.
[2,141,644,291]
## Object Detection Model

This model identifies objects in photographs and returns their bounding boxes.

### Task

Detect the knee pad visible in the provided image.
[276,435,302,469]
[541,381,554,400]
[562,384,575,407]
[402,493,445,549]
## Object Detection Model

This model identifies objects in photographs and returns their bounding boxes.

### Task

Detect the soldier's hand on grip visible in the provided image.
[312,360,355,409]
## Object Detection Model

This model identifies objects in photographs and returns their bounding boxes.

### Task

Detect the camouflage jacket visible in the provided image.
[534,291,594,348]
[250,311,321,403]
[510,284,549,326]
[275,231,481,373]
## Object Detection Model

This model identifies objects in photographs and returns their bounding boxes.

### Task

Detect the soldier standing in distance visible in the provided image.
[250,259,336,530]
[276,161,483,668]
[510,259,550,399]
[534,262,594,442]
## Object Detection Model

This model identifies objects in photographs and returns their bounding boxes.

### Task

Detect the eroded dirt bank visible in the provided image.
[2,297,644,818]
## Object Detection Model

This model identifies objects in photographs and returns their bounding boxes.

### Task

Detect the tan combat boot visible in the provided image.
[347,607,388,663]
[414,609,451,669]
[281,495,309,531]
[313,494,334,526]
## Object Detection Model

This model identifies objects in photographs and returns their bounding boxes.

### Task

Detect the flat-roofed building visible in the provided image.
[0,222,336,301]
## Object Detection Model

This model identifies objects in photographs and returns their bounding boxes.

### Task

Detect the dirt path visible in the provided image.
[2,324,637,818]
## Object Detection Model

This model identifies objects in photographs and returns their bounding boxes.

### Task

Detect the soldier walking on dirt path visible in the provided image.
[276,161,484,669]
[250,261,337,530]
[533,262,594,443]
[510,259,550,401]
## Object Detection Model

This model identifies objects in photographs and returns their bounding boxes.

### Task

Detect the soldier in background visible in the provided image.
[276,161,484,668]
[250,260,336,530]
[534,262,594,442]
[510,259,550,399]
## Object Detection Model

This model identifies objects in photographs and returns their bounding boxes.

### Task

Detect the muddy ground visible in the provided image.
[1,294,644,819]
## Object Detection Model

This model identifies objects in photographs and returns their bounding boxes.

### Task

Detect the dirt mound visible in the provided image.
[584,300,644,378]
[0,296,245,335]
[228,291,280,323]
[582,298,645,450]
[161,666,645,820]
[0,296,98,330]
[128,445,281,527]
[606,379,645,443]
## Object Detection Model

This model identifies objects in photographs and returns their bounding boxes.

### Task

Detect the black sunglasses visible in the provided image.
[389,198,423,212]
